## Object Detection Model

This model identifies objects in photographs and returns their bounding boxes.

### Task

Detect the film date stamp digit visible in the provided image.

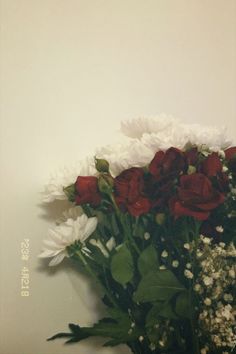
[20,238,30,297]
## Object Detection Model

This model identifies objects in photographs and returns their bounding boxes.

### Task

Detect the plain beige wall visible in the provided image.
[0,1,236,353]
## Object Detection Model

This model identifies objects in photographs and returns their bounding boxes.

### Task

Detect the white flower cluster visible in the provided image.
[42,157,97,203]
[39,214,98,266]
[121,115,231,152]
[195,237,236,351]
[43,115,232,203]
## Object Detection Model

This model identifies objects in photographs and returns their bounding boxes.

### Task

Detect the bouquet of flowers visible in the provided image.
[40,116,236,354]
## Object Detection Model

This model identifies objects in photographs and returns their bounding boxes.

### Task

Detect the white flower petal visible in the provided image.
[81,217,98,242]
[106,237,116,251]
[39,214,98,266]
[38,249,61,258]
[49,251,68,266]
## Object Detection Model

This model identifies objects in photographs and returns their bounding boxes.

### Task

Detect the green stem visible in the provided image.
[110,194,141,255]
[75,249,117,308]
[183,218,200,354]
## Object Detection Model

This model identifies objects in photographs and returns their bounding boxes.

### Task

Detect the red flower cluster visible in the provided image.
[73,146,236,221]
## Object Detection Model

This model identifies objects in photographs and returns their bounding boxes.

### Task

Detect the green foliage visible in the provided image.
[63,184,76,202]
[134,269,185,303]
[138,244,159,276]
[48,308,142,347]
[111,244,134,286]
[175,291,192,319]
[146,302,178,328]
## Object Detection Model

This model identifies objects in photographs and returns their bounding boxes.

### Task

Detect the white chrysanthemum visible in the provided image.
[184,123,231,151]
[96,139,153,176]
[39,214,98,266]
[121,115,232,152]
[43,157,97,203]
[120,114,179,139]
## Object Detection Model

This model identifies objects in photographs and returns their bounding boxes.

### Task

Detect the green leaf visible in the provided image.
[134,270,185,303]
[146,303,163,328]
[138,245,159,276]
[146,302,177,329]
[111,244,134,286]
[48,313,142,347]
[175,291,192,319]
[63,184,76,202]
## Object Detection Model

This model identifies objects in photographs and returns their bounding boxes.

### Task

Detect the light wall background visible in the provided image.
[0,1,236,353]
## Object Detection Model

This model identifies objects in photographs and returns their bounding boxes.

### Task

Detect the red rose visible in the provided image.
[216,172,230,192]
[149,147,186,180]
[200,152,222,177]
[185,147,199,165]
[225,146,236,160]
[169,173,225,220]
[145,175,174,209]
[114,167,151,216]
[75,176,101,206]
[225,146,236,173]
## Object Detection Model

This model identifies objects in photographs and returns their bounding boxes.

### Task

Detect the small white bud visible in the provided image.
[204,298,212,306]
[144,232,150,240]
[222,165,228,172]
[172,260,179,268]
[161,250,168,258]
[159,265,166,270]
[218,150,225,159]
[184,243,190,250]
[203,276,213,286]
[215,225,224,233]
[194,284,201,292]
[184,269,194,279]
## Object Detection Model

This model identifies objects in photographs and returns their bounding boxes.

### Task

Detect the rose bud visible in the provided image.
[95,157,110,173]
[155,213,166,225]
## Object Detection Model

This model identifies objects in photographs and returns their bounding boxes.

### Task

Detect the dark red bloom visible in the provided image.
[149,147,186,180]
[114,167,151,216]
[184,147,199,166]
[200,152,222,177]
[75,176,101,206]
[225,146,236,173]
[225,147,236,160]
[216,172,230,192]
[144,175,174,209]
[169,173,225,220]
